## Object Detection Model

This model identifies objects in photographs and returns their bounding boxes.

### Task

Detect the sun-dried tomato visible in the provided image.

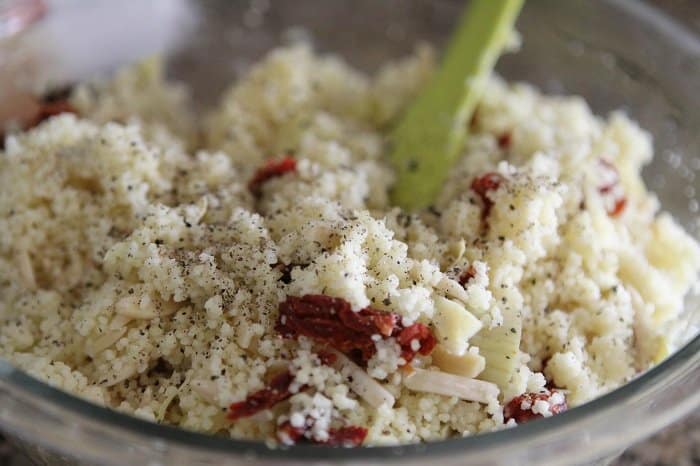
[471,172,504,198]
[609,197,627,217]
[394,322,436,362]
[1,85,78,149]
[316,349,337,365]
[276,294,435,366]
[277,421,305,444]
[597,159,627,217]
[470,172,504,220]
[277,295,393,365]
[248,156,297,196]
[25,99,77,131]
[2,92,77,150]
[228,370,304,420]
[497,132,512,150]
[277,420,368,447]
[504,391,567,424]
[325,425,368,446]
[343,306,397,338]
[458,265,477,287]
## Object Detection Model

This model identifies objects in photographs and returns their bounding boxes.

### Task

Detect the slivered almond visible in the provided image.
[15,248,36,290]
[116,295,158,320]
[431,345,485,378]
[403,368,498,404]
[436,276,470,304]
[191,379,219,404]
[447,239,466,266]
[331,350,395,409]
[184,196,208,226]
[156,387,179,421]
[109,313,133,330]
[115,294,179,320]
[433,296,482,356]
[87,327,127,357]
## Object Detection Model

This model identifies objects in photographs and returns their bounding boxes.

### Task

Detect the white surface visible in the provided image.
[23,0,195,85]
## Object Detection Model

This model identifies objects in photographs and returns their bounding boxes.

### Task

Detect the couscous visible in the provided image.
[1,44,699,446]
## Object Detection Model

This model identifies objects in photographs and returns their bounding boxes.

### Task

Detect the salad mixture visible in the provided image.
[1,44,699,446]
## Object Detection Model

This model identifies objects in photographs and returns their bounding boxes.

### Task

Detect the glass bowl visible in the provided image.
[0,0,699,465]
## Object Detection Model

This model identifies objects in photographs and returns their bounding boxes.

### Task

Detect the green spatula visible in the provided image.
[389,0,524,210]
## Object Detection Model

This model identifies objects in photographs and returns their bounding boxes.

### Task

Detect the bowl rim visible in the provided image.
[1,335,698,461]
[0,0,699,462]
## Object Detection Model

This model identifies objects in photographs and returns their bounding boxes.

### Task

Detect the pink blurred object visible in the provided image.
[0,0,46,38]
